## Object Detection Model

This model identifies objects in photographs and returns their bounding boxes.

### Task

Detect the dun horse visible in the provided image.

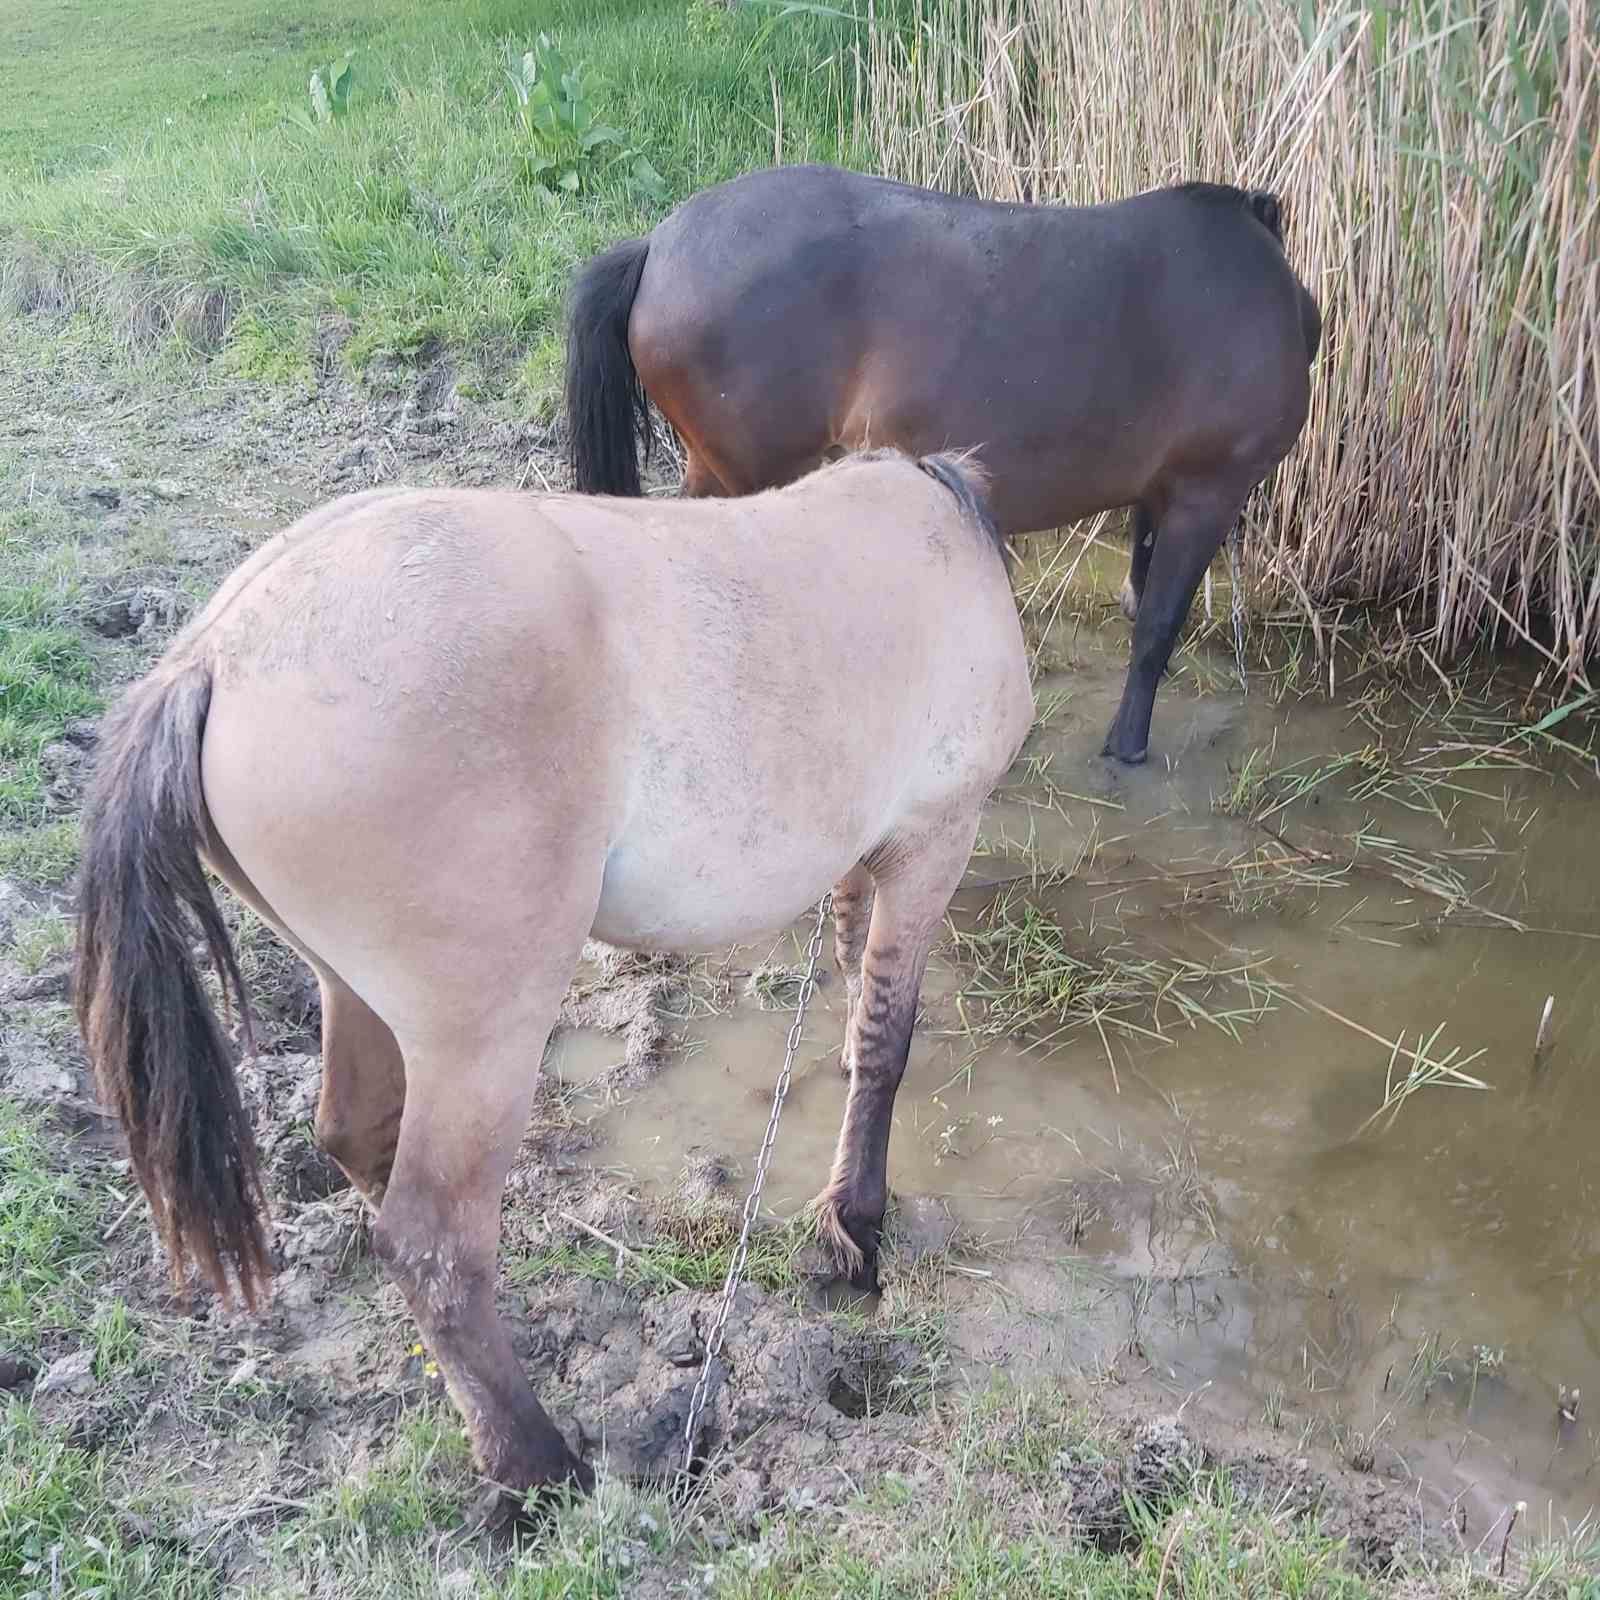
[565,164,1322,765]
[74,450,1032,1503]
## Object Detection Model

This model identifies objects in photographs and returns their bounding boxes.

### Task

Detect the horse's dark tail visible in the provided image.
[74,658,270,1307]
[565,236,652,496]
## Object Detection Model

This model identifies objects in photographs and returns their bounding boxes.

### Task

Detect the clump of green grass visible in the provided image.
[0,1408,219,1600]
[1399,1330,1459,1407]
[1356,1022,1490,1138]
[1213,742,1276,818]
[0,628,99,824]
[746,961,807,1011]
[0,820,81,888]
[514,1206,805,1297]
[7,912,73,975]
[274,1408,680,1598]
[304,1405,474,1545]
[712,1462,1386,1599]
[949,888,1282,1057]
[959,1380,1114,1478]
[0,1101,98,1350]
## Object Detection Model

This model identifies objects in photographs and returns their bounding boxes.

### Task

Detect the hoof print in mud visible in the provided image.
[1064,1417,1209,1554]
[86,585,187,640]
[0,1354,40,1393]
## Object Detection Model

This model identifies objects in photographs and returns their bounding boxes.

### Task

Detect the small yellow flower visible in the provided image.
[410,1342,424,1357]
[424,1361,440,1378]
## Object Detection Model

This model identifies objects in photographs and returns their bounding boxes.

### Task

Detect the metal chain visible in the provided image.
[681,892,833,1476]
[1227,530,1249,696]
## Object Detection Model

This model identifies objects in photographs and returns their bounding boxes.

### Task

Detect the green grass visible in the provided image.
[512,1213,805,1297]
[0,628,99,824]
[714,1477,1377,1599]
[0,0,868,374]
[1,1407,221,1600]
[0,473,100,826]
[0,819,81,887]
[950,889,1283,1054]
[0,1101,99,1352]
[247,1382,1551,1600]
[8,911,74,975]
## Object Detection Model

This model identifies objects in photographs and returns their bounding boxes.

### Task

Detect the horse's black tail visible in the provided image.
[565,237,652,496]
[74,659,270,1307]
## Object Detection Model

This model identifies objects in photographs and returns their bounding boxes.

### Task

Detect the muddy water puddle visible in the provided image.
[550,568,1600,1535]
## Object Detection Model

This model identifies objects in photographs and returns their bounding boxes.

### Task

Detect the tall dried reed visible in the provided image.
[856,0,1598,679]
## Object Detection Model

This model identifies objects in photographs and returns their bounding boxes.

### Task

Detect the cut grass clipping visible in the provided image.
[951,889,1283,1060]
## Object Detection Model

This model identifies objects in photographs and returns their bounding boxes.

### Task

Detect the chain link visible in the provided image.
[681,892,833,1476]
[1227,530,1249,697]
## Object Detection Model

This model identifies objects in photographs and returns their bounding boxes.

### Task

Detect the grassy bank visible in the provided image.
[861,0,1600,677]
[0,0,864,376]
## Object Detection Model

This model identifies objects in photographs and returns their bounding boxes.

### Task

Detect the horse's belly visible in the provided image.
[589,832,854,954]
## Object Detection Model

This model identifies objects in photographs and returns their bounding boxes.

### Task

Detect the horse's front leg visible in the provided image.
[810,820,979,1292]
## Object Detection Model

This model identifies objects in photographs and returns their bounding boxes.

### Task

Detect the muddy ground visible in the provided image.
[0,324,1583,1593]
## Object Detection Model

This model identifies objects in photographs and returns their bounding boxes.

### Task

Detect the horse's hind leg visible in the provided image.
[369,889,600,1506]
[314,972,405,1205]
[202,834,404,1205]
[373,988,590,1503]
[1103,480,1252,765]
[831,862,874,1078]
[1119,503,1157,623]
[811,817,981,1291]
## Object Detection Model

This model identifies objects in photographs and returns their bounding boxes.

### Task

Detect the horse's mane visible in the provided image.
[1173,180,1286,244]
[828,445,1002,558]
[914,450,1002,556]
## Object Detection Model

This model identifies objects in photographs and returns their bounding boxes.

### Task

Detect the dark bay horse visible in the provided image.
[565,164,1322,764]
[74,450,1032,1505]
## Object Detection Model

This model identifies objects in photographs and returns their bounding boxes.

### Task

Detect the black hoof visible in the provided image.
[1101,721,1149,765]
[809,1265,881,1314]
[470,1483,541,1538]
[475,1446,593,1535]
[850,1254,881,1297]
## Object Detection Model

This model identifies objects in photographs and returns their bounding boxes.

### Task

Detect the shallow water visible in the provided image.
[551,555,1600,1535]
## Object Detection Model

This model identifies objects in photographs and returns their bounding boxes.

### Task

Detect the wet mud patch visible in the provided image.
[553,943,688,1088]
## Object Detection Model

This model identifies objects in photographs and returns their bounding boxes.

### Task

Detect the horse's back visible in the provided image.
[563,459,1030,945]
[628,166,1317,530]
[191,462,1028,962]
